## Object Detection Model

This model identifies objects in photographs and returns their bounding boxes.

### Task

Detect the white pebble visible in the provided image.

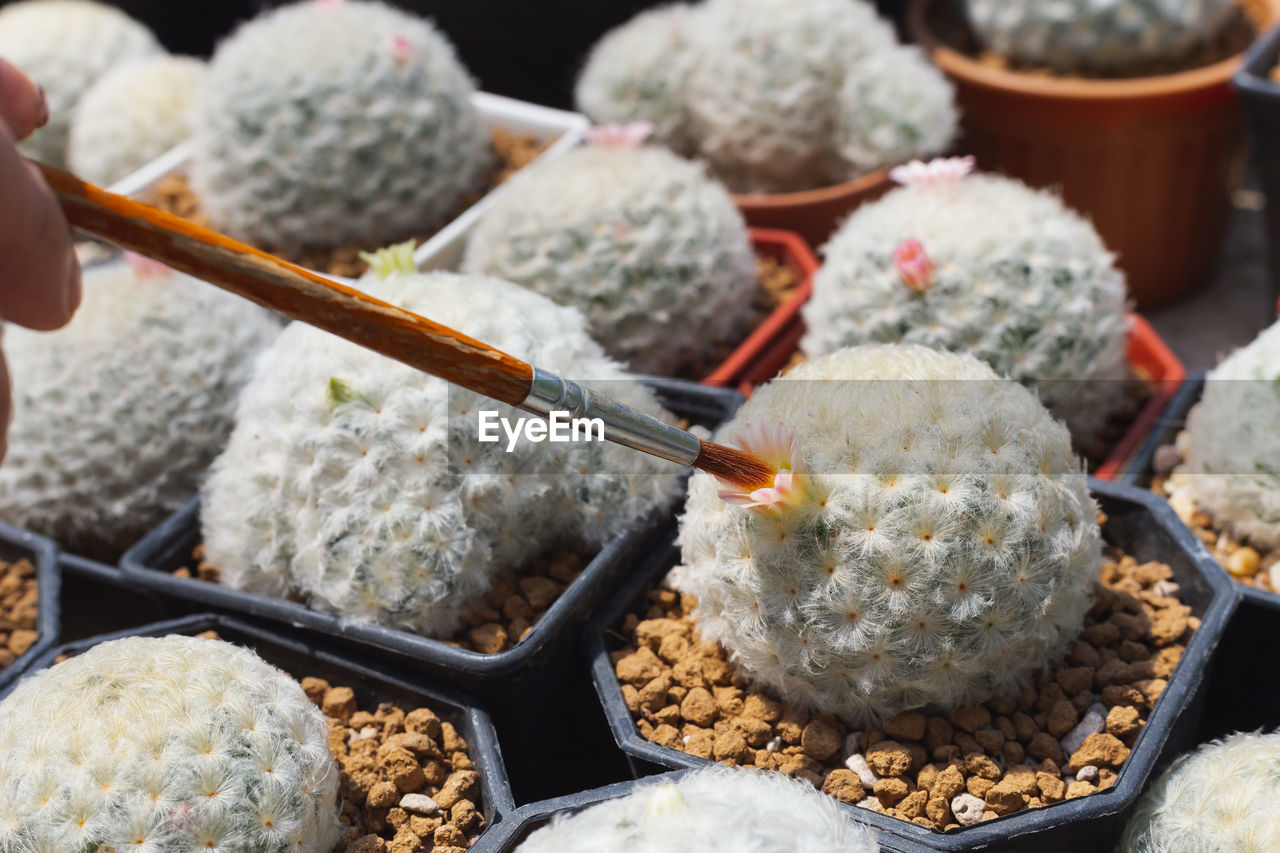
[1152,580,1180,598]
[348,725,378,744]
[1061,708,1106,756]
[844,752,879,788]
[1076,765,1099,782]
[765,736,782,753]
[951,793,986,827]
[399,794,440,815]
[856,796,885,814]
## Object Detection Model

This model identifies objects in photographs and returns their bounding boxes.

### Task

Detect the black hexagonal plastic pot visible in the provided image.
[585,479,1236,853]
[1235,20,1280,308]
[0,521,59,693]
[118,378,743,704]
[1116,372,1280,738]
[468,770,929,853]
[2,612,518,841]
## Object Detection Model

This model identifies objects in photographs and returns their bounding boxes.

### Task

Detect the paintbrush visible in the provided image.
[37,162,775,491]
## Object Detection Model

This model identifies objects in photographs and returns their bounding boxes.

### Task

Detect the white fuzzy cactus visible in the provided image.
[677,344,1099,725]
[575,0,956,194]
[0,255,280,558]
[801,163,1130,447]
[190,0,492,256]
[68,55,204,186]
[1120,730,1280,852]
[1168,319,1280,550]
[0,0,161,169]
[461,144,757,375]
[0,634,341,851]
[202,249,681,636]
[964,0,1239,74]
[574,5,702,156]
[516,766,878,853]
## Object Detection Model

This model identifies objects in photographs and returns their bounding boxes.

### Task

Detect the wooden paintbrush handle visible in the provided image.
[38,162,535,407]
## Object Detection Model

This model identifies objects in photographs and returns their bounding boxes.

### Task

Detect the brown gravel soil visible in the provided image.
[0,558,39,671]
[930,0,1266,80]
[178,543,589,654]
[143,127,548,278]
[608,542,1198,832]
[304,675,486,853]
[680,254,801,381]
[1152,441,1280,594]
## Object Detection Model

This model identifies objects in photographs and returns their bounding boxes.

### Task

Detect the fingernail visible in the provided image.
[63,252,82,320]
[33,84,47,129]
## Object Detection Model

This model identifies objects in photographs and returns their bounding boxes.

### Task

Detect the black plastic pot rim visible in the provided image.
[118,379,744,679]
[585,478,1238,851]
[8,612,518,825]
[0,521,59,693]
[1232,18,1280,96]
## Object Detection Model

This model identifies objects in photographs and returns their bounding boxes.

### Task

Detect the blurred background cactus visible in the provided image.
[1168,318,1280,550]
[678,344,1100,725]
[0,0,161,168]
[801,163,1131,448]
[202,251,680,636]
[516,766,879,852]
[461,143,757,375]
[189,0,493,256]
[963,0,1241,74]
[0,255,280,559]
[68,54,203,185]
[0,634,341,851]
[575,0,957,193]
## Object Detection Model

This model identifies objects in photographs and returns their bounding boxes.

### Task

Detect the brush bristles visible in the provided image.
[694,440,775,490]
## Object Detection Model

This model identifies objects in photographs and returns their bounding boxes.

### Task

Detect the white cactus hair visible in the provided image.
[0,254,280,557]
[801,169,1130,447]
[678,344,1099,725]
[964,0,1241,74]
[1168,319,1280,550]
[516,766,879,852]
[575,0,956,193]
[461,144,757,375]
[1120,730,1280,852]
[0,0,161,169]
[69,54,204,186]
[202,250,681,635]
[0,634,341,852]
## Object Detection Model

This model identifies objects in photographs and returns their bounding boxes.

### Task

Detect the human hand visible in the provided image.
[0,57,82,462]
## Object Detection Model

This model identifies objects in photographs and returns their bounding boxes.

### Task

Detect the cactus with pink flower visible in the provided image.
[801,158,1131,446]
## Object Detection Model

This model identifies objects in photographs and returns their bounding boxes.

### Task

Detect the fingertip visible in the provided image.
[0,58,47,141]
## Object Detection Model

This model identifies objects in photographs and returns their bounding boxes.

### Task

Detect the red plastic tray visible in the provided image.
[728,307,1186,480]
[702,227,818,388]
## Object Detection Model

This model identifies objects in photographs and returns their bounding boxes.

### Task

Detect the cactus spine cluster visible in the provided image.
[461,144,758,375]
[0,634,341,851]
[0,0,161,169]
[1168,319,1280,550]
[68,55,204,186]
[516,766,879,852]
[1120,730,1280,852]
[202,249,680,636]
[0,255,280,558]
[801,165,1130,447]
[963,0,1240,75]
[678,344,1099,725]
[575,0,957,194]
[190,0,492,256]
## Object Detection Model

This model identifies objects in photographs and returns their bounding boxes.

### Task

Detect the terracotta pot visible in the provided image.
[730,169,894,249]
[731,310,1185,479]
[703,228,819,388]
[908,0,1279,310]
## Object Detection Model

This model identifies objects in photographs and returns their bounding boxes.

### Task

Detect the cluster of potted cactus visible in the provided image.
[2,0,1280,849]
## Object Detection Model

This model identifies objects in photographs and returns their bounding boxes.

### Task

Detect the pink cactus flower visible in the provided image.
[889,156,975,188]
[716,421,808,512]
[390,34,415,65]
[893,239,934,292]
[125,252,170,279]
[584,122,654,148]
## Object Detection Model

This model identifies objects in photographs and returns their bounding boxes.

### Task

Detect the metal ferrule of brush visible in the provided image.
[519,368,701,466]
